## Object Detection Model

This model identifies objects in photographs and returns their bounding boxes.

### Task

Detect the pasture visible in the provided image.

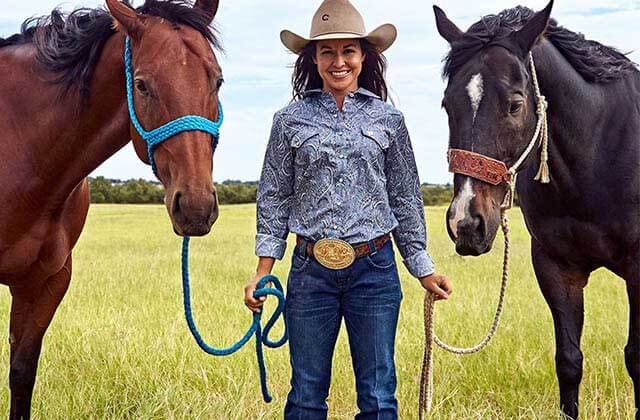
[0,204,633,419]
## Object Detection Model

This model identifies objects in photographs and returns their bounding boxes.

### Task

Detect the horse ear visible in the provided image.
[514,0,553,54]
[433,5,463,44]
[194,0,219,24]
[106,0,143,37]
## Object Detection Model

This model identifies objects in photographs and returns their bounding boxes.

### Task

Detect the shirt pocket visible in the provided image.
[291,129,321,170]
[361,127,390,151]
[359,127,390,172]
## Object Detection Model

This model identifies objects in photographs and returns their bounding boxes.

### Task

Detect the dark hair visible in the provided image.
[443,6,637,83]
[291,39,389,101]
[0,0,220,99]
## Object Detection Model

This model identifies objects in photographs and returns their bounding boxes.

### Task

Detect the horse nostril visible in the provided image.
[172,191,182,216]
[475,215,486,238]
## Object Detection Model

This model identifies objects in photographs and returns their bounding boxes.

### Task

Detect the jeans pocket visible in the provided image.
[290,250,310,272]
[365,245,395,271]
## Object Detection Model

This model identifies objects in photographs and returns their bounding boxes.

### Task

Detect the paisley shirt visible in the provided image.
[255,88,435,278]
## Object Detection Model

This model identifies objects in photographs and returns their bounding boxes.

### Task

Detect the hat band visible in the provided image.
[311,30,366,38]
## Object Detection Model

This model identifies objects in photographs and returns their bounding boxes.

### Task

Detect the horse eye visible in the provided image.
[135,79,149,95]
[216,77,224,90]
[509,100,523,115]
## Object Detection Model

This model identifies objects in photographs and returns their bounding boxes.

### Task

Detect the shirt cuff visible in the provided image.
[403,250,436,278]
[255,233,287,260]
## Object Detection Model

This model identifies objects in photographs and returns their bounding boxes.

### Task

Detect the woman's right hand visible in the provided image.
[244,273,268,313]
[245,258,276,313]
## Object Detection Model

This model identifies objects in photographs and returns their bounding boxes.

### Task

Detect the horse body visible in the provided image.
[518,40,640,418]
[0,1,223,418]
[519,39,640,276]
[434,2,639,418]
[0,37,128,285]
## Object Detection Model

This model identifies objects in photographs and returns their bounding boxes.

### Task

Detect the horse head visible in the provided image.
[106,0,222,236]
[434,1,553,255]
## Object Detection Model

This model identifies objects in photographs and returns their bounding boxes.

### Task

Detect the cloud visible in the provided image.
[1,0,639,183]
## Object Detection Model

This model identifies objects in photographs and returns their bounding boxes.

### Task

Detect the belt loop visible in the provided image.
[367,239,378,256]
[297,237,308,258]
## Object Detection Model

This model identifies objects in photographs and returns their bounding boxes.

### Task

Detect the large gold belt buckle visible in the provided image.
[313,238,355,270]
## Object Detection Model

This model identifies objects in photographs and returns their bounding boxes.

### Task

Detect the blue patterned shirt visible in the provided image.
[255,88,435,278]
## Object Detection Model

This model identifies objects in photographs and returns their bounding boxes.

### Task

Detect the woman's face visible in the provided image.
[314,39,365,95]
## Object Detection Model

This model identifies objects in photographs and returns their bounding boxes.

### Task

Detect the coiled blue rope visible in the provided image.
[181,237,287,402]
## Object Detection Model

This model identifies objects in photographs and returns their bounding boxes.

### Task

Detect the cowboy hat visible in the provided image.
[280,0,397,54]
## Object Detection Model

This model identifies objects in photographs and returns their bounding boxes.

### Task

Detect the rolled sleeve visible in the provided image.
[255,233,288,260]
[385,113,436,279]
[255,113,294,260]
[403,250,436,278]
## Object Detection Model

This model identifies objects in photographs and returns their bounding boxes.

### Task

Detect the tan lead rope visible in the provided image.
[419,210,511,418]
[418,53,549,417]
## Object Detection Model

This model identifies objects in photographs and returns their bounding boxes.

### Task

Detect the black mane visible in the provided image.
[443,6,638,83]
[0,0,220,98]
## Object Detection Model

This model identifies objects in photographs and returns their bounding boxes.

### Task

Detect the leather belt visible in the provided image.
[296,233,391,262]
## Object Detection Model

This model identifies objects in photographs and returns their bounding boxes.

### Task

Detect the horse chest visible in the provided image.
[525,212,628,270]
[0,181,89,284]
[0,220,69,283]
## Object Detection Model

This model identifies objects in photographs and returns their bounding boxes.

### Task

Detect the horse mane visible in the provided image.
[443,6,638,83]
[0,0,221,99]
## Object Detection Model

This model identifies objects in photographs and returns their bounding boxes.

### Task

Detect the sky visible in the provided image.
[1,0,639,184]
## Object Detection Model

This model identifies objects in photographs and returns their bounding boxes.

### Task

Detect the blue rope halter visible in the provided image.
[124,37,287,402]
[124,37,224,177]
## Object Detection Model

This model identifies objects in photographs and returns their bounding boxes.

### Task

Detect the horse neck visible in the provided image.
[530,39,607,186]
[25,34,131,210]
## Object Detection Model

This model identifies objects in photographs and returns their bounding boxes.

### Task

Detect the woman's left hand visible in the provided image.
[419,273,452,301]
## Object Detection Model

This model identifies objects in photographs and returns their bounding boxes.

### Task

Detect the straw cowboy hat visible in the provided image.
[280,0,397,54]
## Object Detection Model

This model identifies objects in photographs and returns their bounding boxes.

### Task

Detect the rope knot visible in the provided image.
[537,95,547,115]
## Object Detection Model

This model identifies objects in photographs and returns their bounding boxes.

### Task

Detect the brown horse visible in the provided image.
[0,0,223,417]
[434,1,639,418]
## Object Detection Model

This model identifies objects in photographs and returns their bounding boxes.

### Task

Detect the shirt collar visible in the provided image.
[303,87,380,100]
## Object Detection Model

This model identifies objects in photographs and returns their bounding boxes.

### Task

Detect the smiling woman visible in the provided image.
[243,0,451,418]
[291,38,388,102]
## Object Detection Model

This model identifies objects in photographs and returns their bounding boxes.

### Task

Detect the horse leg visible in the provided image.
[624,276,639,419]
[532,241,588,420]
[9,256,72,420]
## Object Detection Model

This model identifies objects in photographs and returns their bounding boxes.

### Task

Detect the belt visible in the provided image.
[296,233,391,262]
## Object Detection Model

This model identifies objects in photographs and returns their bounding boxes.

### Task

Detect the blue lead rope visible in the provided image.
[124,36,284,403]
[181,237,288,402]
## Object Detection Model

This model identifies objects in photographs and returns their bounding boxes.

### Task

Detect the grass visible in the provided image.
[0,204,634,419]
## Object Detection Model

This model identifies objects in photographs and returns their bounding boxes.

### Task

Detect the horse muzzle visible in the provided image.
[170,188,218,236]
[446,205,495,256]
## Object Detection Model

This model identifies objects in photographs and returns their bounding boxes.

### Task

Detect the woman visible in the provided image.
[245,0,451,418]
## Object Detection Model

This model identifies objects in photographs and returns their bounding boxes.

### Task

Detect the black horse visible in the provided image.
[433,1,639,418]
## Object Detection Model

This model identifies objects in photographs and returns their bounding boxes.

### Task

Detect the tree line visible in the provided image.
[88,177,455,206]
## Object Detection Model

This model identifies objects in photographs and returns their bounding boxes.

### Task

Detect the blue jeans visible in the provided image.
[284,240,402,420]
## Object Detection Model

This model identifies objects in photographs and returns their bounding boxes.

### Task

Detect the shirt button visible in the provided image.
[339,154,345,159]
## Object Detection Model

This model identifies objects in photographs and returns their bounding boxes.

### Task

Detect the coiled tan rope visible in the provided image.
[419,210,511,418]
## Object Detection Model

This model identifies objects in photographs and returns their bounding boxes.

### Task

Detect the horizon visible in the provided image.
[1,0,638,184]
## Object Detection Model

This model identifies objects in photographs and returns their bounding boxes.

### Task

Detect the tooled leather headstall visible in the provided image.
[446,52,550,193]
[447,149,512,186]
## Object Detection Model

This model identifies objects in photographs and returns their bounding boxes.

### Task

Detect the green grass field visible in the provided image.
[0,204,634,419]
